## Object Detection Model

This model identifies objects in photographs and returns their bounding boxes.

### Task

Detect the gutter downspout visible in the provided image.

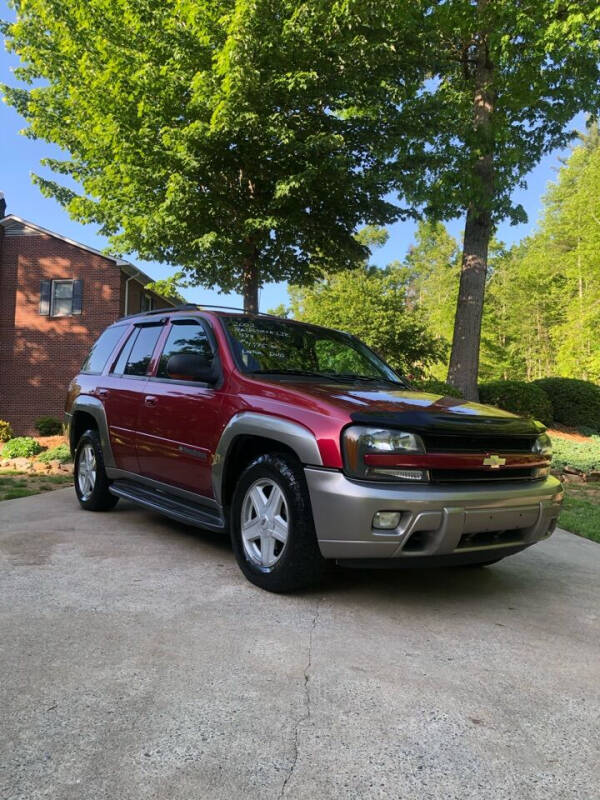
[124,270,141,315]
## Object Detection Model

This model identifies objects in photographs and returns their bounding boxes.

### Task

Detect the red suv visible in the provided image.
[65,305,563,592]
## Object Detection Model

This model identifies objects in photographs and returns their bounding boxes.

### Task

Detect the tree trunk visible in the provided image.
[447,206,492,399]
[242,246,259,314]
[447,8,494,401]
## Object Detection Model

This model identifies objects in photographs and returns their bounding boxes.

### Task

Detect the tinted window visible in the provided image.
[157,321,213,378]
[112,325,163,376]
[223,316,402,383]
[81,325,126,374]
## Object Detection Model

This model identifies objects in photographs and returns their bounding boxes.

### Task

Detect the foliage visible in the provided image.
[34,416,63,436]
[559,493,600,543]
[38,444,72,463]
[2,437,43,458]
[412,379,463,399]
[395,128,600,388]
[2,0,429,309]
[145,272,187,305]
[479,381,553,425]
[550,437,600,473]
[404,221,460,378]
[379,0,600,397]
[288,263,446,378]
[534,378,600,433]
[0,420,14,443]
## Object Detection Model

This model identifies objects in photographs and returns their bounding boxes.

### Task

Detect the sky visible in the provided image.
[0,2,587,311]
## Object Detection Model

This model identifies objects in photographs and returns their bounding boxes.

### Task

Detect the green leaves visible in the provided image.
[4,0,427,303]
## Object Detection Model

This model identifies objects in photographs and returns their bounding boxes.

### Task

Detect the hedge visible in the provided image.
[35,416,63,436]
[413,379,463,398]
[533,378,600,433]
[478,380,553,425]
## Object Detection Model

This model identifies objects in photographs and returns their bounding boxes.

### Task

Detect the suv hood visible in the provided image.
[273,381,545,435]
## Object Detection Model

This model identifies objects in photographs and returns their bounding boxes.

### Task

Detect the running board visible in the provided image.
[109,480,226,532]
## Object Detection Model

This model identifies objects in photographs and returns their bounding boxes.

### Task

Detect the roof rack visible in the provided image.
[119,303,284,321]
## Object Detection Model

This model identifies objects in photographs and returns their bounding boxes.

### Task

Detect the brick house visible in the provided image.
[0,213,178,434]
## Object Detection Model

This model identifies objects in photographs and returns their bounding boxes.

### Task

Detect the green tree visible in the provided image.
[2,0,426,311]
[404,221,460,378]
[145,271,188,305]
[378,1,600,398]
[288,228,446,377]
[536,127,600,381]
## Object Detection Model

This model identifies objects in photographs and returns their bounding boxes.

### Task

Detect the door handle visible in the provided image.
[144,395,158,407]
[97,388,110,399]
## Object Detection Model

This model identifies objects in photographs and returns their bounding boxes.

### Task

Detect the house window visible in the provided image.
[40,278,83,316]
[51,280,74,316]
[140,293,153,312]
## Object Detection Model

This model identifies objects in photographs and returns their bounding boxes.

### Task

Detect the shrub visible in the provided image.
[577,425,597,438]
[412,379,463,398]
[534,378,600,433]
[38,444,72,464]
[34,416,63,436]
[2,437,44,459]
[551,436,600,473]
[0,420,13,443]
[479,380,553,425]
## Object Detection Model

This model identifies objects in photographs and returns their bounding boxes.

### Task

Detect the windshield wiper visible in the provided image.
[249,369,339,379]
[332,373,405,385]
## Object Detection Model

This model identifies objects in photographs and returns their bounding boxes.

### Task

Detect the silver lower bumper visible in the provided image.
[304,469,563,561]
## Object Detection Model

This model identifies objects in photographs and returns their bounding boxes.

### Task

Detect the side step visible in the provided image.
[109,480,226,532]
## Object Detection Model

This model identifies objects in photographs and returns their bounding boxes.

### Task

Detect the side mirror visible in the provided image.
[166,353,218,383]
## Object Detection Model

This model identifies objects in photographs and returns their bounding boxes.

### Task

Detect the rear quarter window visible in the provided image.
[81,325,127,374]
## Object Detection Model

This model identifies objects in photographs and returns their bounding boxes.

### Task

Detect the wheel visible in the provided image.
[74,429,119,511]
[230,453,326,593]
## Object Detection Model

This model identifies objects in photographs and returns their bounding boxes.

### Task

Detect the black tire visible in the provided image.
[230,453,326,593]
[74,429,119,511]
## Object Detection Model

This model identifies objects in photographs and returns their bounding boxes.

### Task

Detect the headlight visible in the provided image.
[533,433,552,459]
[342,426,429,482]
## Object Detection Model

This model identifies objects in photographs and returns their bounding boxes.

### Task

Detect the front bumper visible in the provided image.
[304,469,563,562]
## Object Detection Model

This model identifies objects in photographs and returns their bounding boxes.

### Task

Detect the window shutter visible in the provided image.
[39,280,51,315]
[72,279,83,315]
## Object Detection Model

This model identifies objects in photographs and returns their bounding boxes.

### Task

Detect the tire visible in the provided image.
[74,429,119,511]
[230,453,326,593]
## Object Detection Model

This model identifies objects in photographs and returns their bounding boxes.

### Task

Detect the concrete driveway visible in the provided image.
[1,488,598,800]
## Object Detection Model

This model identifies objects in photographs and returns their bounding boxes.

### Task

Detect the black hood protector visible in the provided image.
[349,409,545,438]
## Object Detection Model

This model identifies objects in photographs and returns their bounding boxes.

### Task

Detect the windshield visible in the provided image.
[223,316,405,384]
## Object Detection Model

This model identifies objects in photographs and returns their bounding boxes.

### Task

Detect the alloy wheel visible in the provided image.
[240,478,289,568]
[77,443,97,501]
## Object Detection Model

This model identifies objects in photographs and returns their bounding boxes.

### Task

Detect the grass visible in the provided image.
[0,470,72,502]
[559,483,600,543]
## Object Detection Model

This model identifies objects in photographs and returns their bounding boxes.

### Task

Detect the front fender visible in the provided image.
[212,412,323,505]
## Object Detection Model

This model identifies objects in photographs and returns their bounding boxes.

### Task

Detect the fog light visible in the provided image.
[366,467,429,482]
[372,511,402,530]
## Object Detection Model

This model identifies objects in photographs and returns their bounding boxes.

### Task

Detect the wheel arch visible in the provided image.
[213,412,323,508]
[68,397,115,468]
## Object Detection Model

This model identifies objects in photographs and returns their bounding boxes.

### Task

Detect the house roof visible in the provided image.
[0,213,164,291]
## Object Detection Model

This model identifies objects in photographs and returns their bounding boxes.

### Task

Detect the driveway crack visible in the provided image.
[279,598,320,798]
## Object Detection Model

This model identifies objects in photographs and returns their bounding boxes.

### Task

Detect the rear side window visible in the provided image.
[112,325,163,377]
[81,325,126,374]
[157,321,213,378]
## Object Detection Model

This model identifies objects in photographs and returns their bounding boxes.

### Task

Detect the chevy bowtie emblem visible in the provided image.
[483,454,506,469]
